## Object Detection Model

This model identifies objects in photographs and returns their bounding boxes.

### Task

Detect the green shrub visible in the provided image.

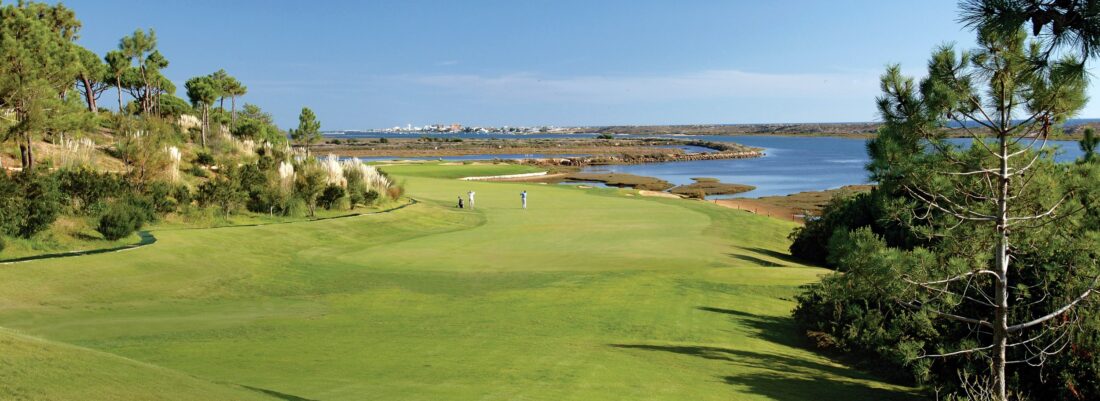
[363,189,380,206]
[788,193,875,268]
[173,184,193,208]
[318,184,346,210]
[0,171,62,239]
[96,203,145,241]
[285,198,309,217]
[124,194,157,223]
[188,164,208,178]
[294,166,327,217]
[197,175,246,218]
[194,152,216,166]
[147,182,176,214]
[56,168,124,213]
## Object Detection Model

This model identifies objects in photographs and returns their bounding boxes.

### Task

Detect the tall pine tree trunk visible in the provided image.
[992,102,1010,401]
[20,132,33,170]
[116,76,124,113]
[201,104,208,149]
[992,148,1009,401]
[139,66,150,115]
[81,75,97,112]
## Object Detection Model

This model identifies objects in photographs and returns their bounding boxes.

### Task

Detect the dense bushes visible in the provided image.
[0,171,62,239]
[362,189,380,206]
[788,193,875,267]
[147,181,191,214]
[96,202,146,240]
[788,188,923,269]
[194,151,215,166]
[318,184,345,210]
[0,147,403,255]
[56,168,124,213]
[791,140,1100,398]
[197,174,246,218]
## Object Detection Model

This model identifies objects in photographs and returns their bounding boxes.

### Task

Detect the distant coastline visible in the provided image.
[334,118,1100,140]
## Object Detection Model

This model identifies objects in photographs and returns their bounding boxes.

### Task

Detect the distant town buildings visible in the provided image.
[378,123,570,134]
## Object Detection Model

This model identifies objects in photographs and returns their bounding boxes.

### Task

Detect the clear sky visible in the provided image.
[62,0,1099,129]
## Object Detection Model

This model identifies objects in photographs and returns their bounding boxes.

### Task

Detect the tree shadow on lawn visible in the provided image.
[727,253,785,267]
[696,306,803,348]
[721,373,925,401]
[734,246,808,266]
[609,307,925,401]
[240,385,318,401]
[0,231,157,264]
[609,343,921,401]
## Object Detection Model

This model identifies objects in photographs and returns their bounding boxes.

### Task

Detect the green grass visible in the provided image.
[0,328,278,401]
[0,163,921,400]
[0,215,145,261]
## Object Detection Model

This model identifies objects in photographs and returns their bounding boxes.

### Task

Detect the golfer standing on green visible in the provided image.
[521,190,527,209]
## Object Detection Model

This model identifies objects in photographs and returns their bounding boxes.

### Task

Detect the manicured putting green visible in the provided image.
[0,163,919,400]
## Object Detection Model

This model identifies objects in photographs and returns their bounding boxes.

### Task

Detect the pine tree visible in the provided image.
[185,76,219,149]
[290,107,322,156]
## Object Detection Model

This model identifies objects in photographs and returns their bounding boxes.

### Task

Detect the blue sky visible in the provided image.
[63,0,1098,129]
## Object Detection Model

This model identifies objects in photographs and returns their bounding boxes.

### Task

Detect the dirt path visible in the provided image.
[712,198,803,223]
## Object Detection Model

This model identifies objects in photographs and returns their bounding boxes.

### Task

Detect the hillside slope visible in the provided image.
[0,328,279,401]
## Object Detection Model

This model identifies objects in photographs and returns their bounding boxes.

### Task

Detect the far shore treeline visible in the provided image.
[0,1,402,258]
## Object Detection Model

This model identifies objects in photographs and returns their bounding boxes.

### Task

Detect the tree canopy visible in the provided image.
[290,107,321,155]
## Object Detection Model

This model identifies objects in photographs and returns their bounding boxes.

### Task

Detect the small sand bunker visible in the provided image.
[637,190,682,199]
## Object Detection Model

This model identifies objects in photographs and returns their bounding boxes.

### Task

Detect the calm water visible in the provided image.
[581,136,1086,198]
[330,131,1088,198]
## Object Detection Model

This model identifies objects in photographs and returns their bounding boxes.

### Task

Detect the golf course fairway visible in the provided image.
[0,163,919,400]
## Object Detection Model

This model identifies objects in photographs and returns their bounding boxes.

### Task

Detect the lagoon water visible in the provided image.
[583,136,873,198]
[581,136,1086,198]
[329,132,1087,198]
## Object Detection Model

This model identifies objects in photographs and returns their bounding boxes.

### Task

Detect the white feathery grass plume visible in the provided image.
[289,146,307,164]
[278,161,295,191]
[362,164,390,190]
[57,134,96,168]
[165,146,182,182]
[322,154,346,186]
[341,157,390,191]
[240,139,255,155]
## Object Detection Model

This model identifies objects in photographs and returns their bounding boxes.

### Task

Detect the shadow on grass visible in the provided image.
[736,246,807,265]
[696,306,802,348]
[0,231,156,264]
[721,373,924,401]
[610,307,924,401]
[610,343,921,401]
[727,253,785,267]
[240,385,318,401]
